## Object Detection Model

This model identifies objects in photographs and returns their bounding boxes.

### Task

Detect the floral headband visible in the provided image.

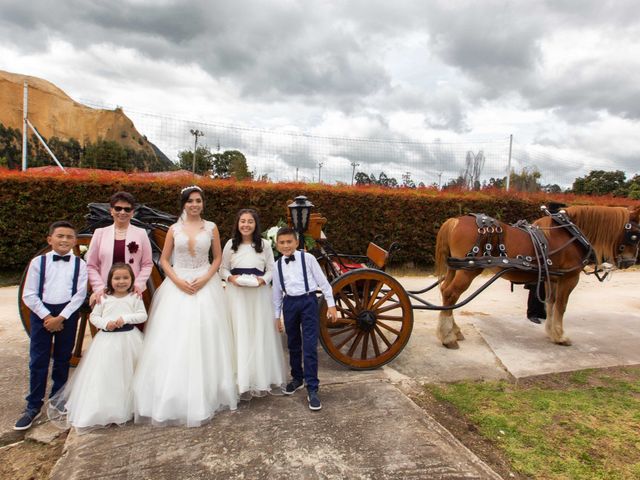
[181,185,203,194]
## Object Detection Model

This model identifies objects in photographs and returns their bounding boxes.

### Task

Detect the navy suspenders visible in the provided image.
[71,256,80,296]
[38,255,46,300]
[37,255,81,300]
[277,252,310,296]
[301,251,309,292]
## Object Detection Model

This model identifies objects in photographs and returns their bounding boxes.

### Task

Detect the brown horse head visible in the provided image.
[564,205,640,269]
[616,205,640,269]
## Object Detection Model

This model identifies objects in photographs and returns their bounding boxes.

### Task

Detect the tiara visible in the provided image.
[180,185,203,194]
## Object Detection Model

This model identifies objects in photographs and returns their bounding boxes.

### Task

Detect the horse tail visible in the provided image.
[435,218,457,280]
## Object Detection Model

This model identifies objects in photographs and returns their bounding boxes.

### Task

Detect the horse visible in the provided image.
[434,205,640,349]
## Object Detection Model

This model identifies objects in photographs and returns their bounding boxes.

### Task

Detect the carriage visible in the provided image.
[18,196,640,370]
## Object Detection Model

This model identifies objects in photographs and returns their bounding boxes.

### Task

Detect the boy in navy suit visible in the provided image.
[15,221,87,430]
[272,227,337,411]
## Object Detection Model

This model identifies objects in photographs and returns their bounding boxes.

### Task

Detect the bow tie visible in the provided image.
[284,255,296,264]
[53,254,71,262]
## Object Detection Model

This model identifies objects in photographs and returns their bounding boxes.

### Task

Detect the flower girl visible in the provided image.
[221,209,286,398]
[48,263,146,433]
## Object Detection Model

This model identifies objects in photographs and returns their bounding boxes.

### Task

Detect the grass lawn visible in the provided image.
[427,367,640,479]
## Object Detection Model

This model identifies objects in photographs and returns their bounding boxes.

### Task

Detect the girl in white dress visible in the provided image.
[221,209,286,399]
[133,186,237,427]
[48,263,146,433]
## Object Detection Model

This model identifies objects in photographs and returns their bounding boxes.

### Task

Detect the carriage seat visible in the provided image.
[332,242,389,273]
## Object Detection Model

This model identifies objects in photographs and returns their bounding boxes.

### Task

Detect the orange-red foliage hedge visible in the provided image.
[2,168,633,271]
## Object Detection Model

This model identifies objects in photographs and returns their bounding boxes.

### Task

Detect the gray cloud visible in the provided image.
[1,0,639,185]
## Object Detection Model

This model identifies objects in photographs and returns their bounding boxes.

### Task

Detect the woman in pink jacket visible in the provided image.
[86,192,153,305]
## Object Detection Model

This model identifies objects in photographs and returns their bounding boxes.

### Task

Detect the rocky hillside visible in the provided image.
[0,69,172,170]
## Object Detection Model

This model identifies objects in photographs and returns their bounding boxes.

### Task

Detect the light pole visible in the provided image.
[190,129,204,174]
[318,161,324,183]
[350,162,360,185]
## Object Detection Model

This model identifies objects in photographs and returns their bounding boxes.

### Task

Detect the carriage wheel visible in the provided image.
[319,269,413,370]
[18,234,94,366]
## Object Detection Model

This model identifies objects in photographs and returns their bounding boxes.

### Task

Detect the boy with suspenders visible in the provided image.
[15,221,87,430]
[272,227,337,411]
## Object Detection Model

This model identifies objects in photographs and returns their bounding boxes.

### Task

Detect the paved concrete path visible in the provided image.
[2,270,639,478]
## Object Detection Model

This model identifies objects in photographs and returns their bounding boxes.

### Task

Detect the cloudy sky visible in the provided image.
[1,0,639,186]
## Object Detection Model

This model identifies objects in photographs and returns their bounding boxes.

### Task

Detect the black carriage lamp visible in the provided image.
[288,195,314,249]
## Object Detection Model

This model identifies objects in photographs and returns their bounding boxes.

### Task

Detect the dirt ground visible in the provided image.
[0,433,67,480]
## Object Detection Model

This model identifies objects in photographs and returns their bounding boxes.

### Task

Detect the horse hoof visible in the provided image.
[443,340,459,349]
[456,331,465,341]
[556,338,572,346]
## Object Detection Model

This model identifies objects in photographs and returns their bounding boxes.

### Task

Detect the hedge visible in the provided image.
[2,167,634,271]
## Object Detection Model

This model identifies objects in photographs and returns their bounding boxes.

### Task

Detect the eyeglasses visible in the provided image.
[113,206,133,213]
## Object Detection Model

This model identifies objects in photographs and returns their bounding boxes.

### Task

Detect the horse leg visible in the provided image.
[440,268,466,339]
[438,269,478,349]
[545,274,579,346]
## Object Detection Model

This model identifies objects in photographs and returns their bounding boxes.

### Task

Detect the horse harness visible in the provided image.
[446,213,554,274]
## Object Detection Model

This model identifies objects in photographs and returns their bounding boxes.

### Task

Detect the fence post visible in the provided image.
[22,82,28,171]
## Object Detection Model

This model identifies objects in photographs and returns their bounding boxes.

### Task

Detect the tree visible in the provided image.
[462,151,485,190]
[572,170,627,196]
[177,145,213,175]
[486,177,506,190]
[626,174,640,200]
[376,171,398,188]
[509,167,542,192]
[542,183,562,193]
[212,150,252,180]
[354,172,372,185]
[401,172,416,189]
[443,175,466,190]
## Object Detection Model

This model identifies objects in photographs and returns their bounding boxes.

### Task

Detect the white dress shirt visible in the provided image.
[272,250,335,318]
[22,250,88,320]
[90,293,147,330]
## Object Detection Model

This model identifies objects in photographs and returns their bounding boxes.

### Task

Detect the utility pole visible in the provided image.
[296,167,299,182]
[350,162,360,185]
[190,129,204,174]
[438,171,443,189]
[318,161,324,183]
[506,134,513,191]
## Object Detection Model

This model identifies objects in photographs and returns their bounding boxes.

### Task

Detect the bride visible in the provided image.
[133,186,237,426]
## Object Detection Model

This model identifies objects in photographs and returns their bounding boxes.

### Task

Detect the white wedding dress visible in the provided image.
[220,239,286,398]
[133,220,237,427]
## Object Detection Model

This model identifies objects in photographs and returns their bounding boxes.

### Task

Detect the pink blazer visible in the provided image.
[86,224,154,293]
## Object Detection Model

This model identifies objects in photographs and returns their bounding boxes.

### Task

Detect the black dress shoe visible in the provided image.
[528,316,543,324]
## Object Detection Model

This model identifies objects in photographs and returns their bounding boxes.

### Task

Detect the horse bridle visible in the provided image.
[616,220,640,268]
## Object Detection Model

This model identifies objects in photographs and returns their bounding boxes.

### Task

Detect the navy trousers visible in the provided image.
[283,294,319,392]
[26,302,79,411]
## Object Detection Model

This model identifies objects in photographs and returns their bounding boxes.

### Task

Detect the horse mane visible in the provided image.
[565,206,629,264]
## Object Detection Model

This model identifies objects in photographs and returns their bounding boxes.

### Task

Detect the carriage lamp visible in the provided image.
[288,195,314,249]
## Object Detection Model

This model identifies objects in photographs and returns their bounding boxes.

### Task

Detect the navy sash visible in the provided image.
[230,268,264,276]
[102,324,135,333]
